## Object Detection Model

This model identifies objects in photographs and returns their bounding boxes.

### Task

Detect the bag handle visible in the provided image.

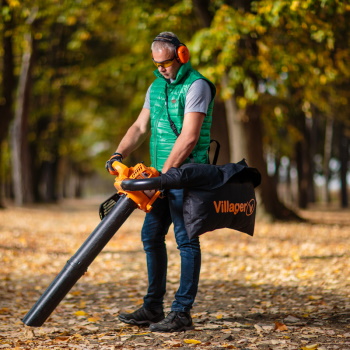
[208,139,220,165]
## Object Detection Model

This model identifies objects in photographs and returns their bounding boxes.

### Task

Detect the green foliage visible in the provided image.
[1,0,349,199]
[190,0,350,156]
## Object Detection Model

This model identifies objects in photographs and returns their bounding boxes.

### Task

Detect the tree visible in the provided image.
[1,0,348,211]
[11,7,37,205]
[0,0,15,207]
[192,0,350,214]
[190,1,301,220]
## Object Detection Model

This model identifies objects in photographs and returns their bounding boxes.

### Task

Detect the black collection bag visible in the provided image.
[183,180,257,239]
[160,159,261,239]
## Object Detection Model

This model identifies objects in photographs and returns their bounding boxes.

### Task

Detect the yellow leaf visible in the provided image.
[184,339,202,344]
[216,314,223,319]
[301,345,319,350]
[70,291,81,296]
[74,310,87,316]
[87,317,101,322]
[8,0,20,8]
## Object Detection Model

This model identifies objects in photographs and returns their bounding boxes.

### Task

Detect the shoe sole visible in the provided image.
[149,324,194,332]
[118,316,152,326]
[118,315,165,326]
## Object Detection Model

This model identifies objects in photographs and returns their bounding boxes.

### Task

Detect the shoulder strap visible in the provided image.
[164,86,221,165]
[165,85,194,161]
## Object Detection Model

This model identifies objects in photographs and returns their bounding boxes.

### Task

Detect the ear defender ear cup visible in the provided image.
[153,34,190,64]
[177,45,190,64]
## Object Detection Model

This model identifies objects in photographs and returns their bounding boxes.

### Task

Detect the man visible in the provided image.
[106,32,216,332]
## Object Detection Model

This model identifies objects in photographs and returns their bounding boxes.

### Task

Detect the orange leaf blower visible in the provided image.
[22,162,161,327]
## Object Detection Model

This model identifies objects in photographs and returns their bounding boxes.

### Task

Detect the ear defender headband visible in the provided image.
[153,34,190,64]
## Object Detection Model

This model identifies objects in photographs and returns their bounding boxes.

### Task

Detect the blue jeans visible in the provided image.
[141,189,201,313]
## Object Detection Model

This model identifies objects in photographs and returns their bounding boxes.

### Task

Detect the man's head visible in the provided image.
[151,32,189,80]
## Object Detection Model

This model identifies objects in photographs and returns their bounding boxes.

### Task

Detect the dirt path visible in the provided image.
[0,199,349,349]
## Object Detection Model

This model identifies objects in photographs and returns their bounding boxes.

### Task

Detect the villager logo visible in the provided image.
[213,198,256,216]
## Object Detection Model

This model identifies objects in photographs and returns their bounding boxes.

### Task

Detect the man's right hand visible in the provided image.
[105,153,123,173]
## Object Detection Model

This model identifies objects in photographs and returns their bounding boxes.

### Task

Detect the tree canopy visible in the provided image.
[1,0,349,212]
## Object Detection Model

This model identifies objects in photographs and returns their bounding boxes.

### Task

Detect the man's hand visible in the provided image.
[105,153,123,173]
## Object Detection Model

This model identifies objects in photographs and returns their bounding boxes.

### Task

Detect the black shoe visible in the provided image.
[149,311,193,332]
[118,306,165,326]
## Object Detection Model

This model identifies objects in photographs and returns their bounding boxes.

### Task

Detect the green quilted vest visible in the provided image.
[149,62,216,171]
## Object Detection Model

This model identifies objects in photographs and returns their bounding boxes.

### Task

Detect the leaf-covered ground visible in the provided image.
[1,199,350,349]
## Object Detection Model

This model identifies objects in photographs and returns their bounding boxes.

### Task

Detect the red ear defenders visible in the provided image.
[153,34,190,64]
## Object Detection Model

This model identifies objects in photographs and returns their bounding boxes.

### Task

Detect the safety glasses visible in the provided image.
[152,56,176,68]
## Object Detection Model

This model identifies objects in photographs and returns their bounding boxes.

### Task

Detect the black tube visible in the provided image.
[121,177,162,191]
[22,195,137,327]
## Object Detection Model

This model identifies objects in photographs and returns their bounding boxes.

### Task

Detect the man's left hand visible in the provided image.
[105,153,123,173]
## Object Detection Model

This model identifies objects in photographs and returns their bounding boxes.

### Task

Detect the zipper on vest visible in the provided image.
[152,102,167,170]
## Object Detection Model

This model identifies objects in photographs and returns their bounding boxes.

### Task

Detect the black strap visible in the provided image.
[165,90,180,137]
[165,85,194,161]
[164,85,221,165]
[208,139,220,165]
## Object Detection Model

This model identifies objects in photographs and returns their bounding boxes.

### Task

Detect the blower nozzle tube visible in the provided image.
[22,195,137,327]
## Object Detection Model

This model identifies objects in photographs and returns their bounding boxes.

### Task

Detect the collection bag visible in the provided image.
[160,159,261,239]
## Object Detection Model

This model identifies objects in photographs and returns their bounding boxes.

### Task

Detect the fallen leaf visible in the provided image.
[163,340,182,347]
[2,201,350,348]
[87,316,101,322]
[274,321,288,331]
[254,324,263,333]
[74,310,87,316]
[70,291,81,296]
[54,336,70,342]
[301,344,319,350]
[184,339,202,344]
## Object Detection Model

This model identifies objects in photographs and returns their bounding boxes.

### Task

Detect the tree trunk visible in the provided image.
[0,0,15,207]
[338,122,349,208]
[243,104,300,220]
[192,0,300,220]
[323,117,334,203]
[307,114,318,203]
[212,100,230,164]
[294,111,315,209]
[11,31,35,205]
[221,74,247,163]
[41,89,64,202]
[192,0,212,27]
[295,140,309,208]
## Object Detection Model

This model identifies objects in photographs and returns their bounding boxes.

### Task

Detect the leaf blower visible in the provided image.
[22,162,161,327]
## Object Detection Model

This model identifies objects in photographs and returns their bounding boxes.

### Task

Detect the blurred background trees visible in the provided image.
[0,0,349,219]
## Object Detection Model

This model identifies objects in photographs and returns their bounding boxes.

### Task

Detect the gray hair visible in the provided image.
[151,31,180,53]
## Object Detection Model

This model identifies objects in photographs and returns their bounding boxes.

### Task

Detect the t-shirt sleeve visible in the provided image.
[143,85,151,110]
[184,79,212,115]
